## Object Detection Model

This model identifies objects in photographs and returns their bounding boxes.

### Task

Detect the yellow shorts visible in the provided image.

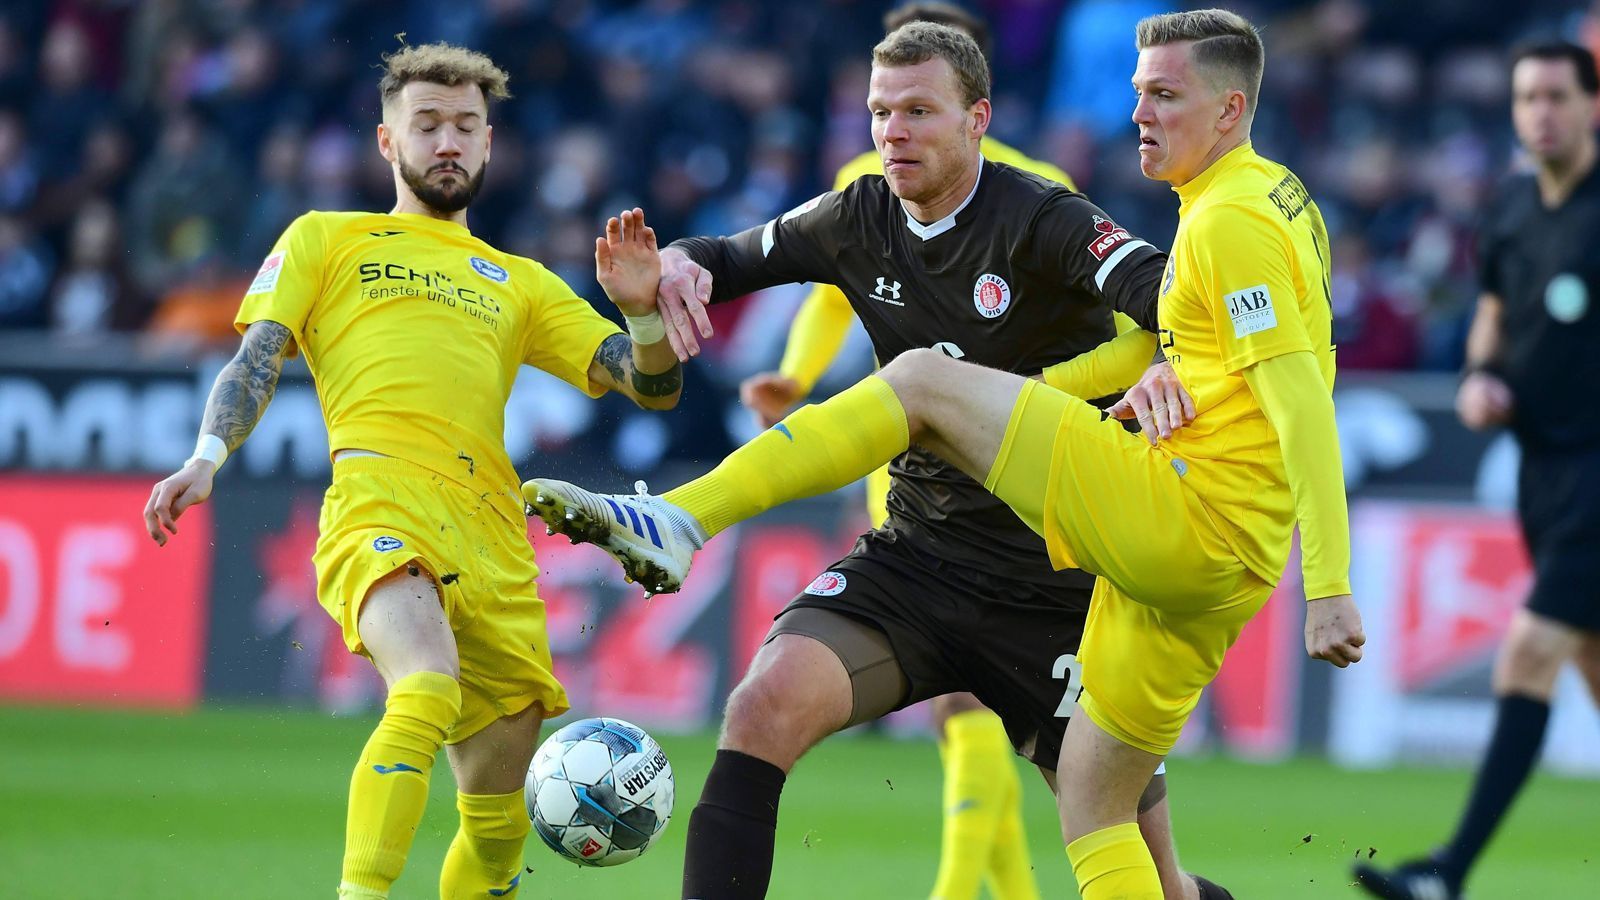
[314,455,569,743]
[985,379,1273,754]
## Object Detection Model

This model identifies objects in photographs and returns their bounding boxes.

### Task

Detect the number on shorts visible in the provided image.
[1052,653,1083,718]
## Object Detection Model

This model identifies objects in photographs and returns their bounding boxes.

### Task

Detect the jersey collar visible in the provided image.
[1174,141,1255,208]
[390,211,472,234]
[901,156,984,242]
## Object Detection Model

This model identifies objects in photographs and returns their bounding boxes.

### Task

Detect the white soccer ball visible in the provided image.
[525,717,675,867]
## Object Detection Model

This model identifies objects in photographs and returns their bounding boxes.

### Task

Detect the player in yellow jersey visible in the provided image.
[529,10,1364,900]
[141,43,679,900]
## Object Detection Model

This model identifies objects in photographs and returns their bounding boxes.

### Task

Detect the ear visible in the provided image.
[1216,88,1248,135]
[484,123,493,164]
[377,121,395,164]
[969,97,992,141]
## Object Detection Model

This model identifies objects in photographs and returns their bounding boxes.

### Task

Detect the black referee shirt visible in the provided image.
[1479,162,1600,451]
[672,159,1166,591]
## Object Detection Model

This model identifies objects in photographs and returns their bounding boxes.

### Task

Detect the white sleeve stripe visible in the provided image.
[761,219,777,258]
[1094,239,1152,291]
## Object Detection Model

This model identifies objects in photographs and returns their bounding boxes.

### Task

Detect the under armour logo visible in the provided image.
[872,277,905,306]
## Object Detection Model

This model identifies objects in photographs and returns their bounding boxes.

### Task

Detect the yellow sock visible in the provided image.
[440,789,530,899]
[984,754,1040,900]
[931,709,1036,900]
[339,671,461,897]
[1065,822,1162,900]
[664,375,908,537]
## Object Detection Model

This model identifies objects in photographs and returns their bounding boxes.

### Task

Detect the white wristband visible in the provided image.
[186,433,229,470]
[624,311,666,345]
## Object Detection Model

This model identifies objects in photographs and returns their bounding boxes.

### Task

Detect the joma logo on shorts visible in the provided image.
[372,536,404,552]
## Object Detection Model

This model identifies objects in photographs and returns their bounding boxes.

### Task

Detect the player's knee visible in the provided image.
[720,668,836,763]
[1494,625,1575,695]
[876,348,950,428]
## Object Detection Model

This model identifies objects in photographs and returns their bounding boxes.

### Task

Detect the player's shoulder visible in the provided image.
[986,159,1079,207]
[979,137,1075,189]
[298,209,383,233]
[480,244,565,295]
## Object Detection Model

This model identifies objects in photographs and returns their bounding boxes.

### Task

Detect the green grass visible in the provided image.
[1,706,1595,898]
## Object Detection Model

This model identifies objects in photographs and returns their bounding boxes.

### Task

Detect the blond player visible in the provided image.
[526,10,1364,899]
[737,5,1081,899]
[142,44,678,899]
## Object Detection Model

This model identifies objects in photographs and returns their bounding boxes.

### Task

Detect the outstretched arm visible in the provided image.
[143,320,292,545]
[587,208,682,410]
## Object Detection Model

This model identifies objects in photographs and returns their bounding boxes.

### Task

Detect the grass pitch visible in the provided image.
[1,705,1595,898]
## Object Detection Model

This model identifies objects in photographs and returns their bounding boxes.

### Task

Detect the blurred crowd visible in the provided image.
[2,0,1598,379]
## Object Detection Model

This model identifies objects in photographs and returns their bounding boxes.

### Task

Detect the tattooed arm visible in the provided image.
[588,332,684,411]
[201,321,294,450]
[143,321,294,545]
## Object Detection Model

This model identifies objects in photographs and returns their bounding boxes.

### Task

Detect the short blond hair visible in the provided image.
[1136,9,1263,112]
[873,21,990,108]
[378,41,511,113]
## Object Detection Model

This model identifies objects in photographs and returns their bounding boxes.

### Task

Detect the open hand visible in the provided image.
[657,248,715,360]
[1109,360,1195,446]
[143,462,216,546]
[595,208,661,318]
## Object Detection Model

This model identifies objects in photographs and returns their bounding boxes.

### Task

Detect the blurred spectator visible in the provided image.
[30,18,112,180]
[145,252,252,354]
[1044,0,1172,142]
[0,109,39,216]
[30,120,134,232]
[0,215,53,328]
[125,108,245,293]
[241,123,311,259]
[49,197,145,337]
[1331,231,1421,370]
[0,15,29,110]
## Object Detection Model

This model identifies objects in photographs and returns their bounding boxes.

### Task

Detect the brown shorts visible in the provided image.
[766,529,1091,770]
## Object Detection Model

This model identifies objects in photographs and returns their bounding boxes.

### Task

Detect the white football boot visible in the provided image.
[522,478,702,595]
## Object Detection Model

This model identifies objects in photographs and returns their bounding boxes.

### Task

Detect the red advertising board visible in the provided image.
[0,476,210,707]
[1393,507,1529,688]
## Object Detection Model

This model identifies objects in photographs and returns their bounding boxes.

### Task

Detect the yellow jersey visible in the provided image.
[235,211,623,523]
[1157,143,1338,587]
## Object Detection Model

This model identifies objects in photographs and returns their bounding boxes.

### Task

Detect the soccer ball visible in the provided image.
[525,717,675,867]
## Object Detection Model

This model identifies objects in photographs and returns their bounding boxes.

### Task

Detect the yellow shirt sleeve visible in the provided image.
[1242,351,1351,599]
[1190,204,1313,374]
[519,264,626,398]
[779,282,855,394]
[234,212,327,356]
[1041,321,1155,398]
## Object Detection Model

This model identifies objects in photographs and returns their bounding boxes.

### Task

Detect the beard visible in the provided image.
[398,152,486,214]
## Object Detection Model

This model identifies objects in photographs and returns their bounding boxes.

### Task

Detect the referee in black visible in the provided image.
[1356,41,1600,900]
